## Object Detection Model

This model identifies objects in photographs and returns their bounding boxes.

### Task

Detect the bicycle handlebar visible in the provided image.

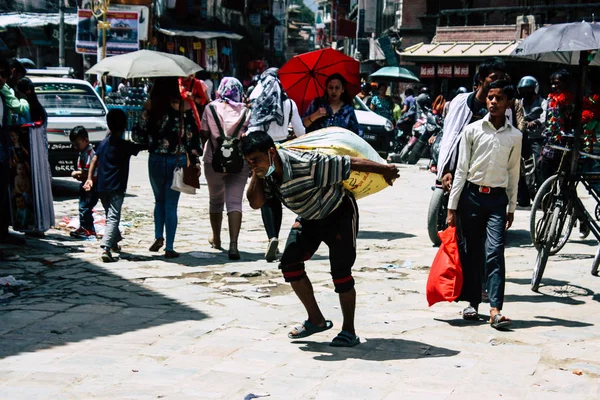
[579,151,600,160]
[548,144,572,152]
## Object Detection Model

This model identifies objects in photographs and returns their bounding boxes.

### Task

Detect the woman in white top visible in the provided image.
[248,68,305,262]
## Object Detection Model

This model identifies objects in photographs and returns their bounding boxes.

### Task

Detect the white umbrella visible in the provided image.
[86,49,203,78]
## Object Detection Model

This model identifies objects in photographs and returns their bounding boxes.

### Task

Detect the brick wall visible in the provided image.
[435,25,518,42]
[401,0,428,29]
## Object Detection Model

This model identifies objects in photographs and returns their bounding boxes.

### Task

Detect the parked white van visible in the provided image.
[30,77,108,177]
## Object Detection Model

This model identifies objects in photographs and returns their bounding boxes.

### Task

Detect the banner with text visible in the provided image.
[76,9,140,55]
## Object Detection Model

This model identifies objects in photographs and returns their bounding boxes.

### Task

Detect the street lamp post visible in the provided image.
[92,0,111,99]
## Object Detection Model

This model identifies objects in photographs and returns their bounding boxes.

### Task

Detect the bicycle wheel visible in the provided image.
[531,204,561,292]
[530,175,574,255]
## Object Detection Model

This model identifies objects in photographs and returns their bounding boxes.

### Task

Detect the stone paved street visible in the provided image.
[1,153,600,399]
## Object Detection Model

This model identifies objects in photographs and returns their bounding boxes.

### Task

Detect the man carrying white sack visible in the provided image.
[242,131,399,347]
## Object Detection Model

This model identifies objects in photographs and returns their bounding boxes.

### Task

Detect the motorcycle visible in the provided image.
[398,108,443,164]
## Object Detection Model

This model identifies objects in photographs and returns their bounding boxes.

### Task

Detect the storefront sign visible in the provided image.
[205,39,218,72]
[273,26,284,53]
[111,4,150,41]
[420,65,435,78]
[193,41,202,50]
[76,9,140,55]
[272,0,286,23]
[437,64,453,78]
[454,64,470,78]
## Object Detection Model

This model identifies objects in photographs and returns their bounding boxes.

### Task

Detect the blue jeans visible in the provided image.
[148,153,185,251]
[100,191,124,250]
[79,184,99,232]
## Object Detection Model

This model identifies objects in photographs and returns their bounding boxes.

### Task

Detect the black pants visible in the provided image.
[261,195,282,239]
[279,195,359,293]
[458,185,508,310]
[0,162,9,237]
[540,155,561,184]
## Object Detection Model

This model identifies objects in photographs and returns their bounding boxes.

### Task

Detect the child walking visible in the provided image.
[446,80,522,330]
[84,109,141,262]
[70,126,98,238]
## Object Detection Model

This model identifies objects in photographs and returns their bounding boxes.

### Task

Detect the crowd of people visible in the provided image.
[2,52,600,346]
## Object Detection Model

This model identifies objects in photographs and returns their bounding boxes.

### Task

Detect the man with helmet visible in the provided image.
[516,76,547,169]
[357,83,372,107]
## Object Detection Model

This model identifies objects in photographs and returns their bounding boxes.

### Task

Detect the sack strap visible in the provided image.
[209,105,226,138]
[288,99,293,126]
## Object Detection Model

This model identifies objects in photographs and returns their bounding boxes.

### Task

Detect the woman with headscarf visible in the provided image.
[247,68,305,262]
[132,77,202,259]
[201,77,249,260]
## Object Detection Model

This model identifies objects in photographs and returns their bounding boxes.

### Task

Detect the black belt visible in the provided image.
[466,181,506,195]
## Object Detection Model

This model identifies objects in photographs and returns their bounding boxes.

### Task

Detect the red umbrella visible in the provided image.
[278,48,360,116]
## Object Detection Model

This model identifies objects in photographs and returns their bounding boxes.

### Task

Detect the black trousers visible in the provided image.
[279,195,359,293]
[261,195,282,239]
[458,185,508,310]
[0,162,10,237]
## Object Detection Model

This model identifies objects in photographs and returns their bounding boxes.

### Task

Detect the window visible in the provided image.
[34,82,106,117]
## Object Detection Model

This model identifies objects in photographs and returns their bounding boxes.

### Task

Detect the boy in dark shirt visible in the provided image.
[70,126,98,238]
[84,109,140,262]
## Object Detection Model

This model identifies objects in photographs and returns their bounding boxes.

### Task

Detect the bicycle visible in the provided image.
[530,137,600,291]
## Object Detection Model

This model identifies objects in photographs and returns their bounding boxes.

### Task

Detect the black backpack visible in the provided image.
[209,105,247,174]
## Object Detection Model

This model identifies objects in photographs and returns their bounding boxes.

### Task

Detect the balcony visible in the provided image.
[439,3,600,27]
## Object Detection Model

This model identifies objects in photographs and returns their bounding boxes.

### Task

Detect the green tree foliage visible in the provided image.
[289,0,315,25]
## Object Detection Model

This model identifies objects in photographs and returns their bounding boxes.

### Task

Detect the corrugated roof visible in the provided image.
[401,41,520,59]
[0,12,78,29]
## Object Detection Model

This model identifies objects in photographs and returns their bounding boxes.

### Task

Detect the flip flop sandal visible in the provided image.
[288,320,333,339]
[330,330,360,347]
[491,314,512,330]
[462,306,479,321]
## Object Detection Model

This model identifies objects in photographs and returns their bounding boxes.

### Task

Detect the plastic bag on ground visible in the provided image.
[282,127,392,200]
[426,226,463,306]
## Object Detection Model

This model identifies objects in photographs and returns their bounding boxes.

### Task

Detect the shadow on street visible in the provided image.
[357,230,417,241]
[0,235,208,360]
[293,338,459,362]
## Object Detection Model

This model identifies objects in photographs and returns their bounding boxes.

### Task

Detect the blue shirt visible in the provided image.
[303,99,362,136]
[95,134,140,194]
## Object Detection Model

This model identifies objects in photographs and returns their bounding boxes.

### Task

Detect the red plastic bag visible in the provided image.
[426,226,463,306]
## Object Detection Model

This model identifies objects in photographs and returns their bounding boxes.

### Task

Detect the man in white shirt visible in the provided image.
[447,80,522,330]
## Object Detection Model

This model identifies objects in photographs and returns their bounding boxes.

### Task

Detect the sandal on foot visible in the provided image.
[149,238,164,252]
[490,313,512,330]
[288,320,333,339]
[330,330,360,347]
[208,237,222,250]
[165,250,180,259]
[462,306,479,321]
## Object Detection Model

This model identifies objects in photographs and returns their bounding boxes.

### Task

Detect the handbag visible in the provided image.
[171,102,200,194]
[426,226,463,306]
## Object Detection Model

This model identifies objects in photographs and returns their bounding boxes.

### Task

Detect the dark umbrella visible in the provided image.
[512,21,600,173]
[278,48,360,116]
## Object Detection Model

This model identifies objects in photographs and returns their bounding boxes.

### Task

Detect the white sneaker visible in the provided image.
[265,238,279,262]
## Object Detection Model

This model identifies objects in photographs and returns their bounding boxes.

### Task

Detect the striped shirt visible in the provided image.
[264,148,351,220]
[78,144,97,177]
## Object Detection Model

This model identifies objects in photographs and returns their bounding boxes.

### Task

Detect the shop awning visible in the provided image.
[157,28,243,41]
[401,41,520,60]
[0,12,78,29]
